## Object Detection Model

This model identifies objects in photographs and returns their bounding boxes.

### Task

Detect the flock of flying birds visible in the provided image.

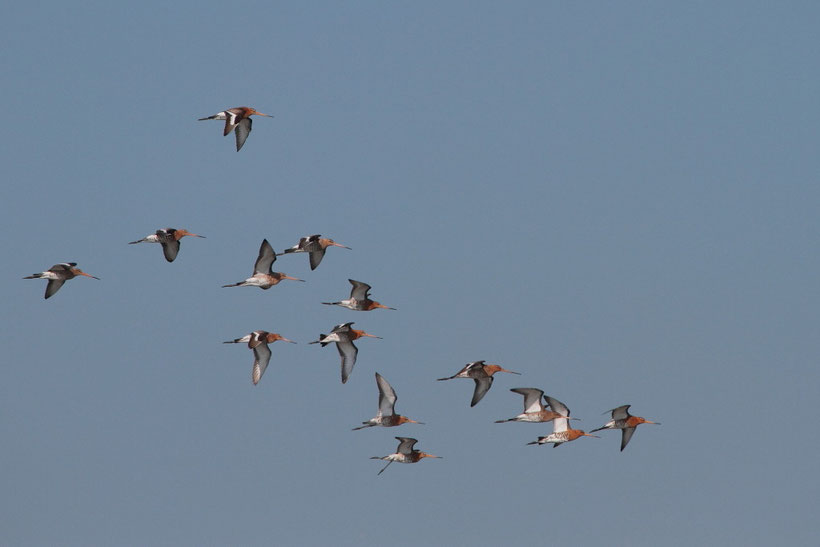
[23,106,659,474]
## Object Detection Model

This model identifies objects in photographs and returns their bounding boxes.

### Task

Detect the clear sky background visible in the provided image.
[2,2,819,545]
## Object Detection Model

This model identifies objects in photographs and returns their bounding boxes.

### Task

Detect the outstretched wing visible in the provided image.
[337,340,358,384]
[160,240,180,262]
[610,405,632,421]
[253,239,276,275]
[511,387,545,413]
[308,249,326,270]
[620,427,637,451]
[44,279,66,299]
[470,376,494,407]
[349,279,372,300]
[395,437,418,455]
[544,396,570,418]
[375,373,398,416]
[235,117,252,151]
[252,343,272,385]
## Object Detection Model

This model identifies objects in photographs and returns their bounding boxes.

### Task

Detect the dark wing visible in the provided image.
[336,340,358,384]
[253,239,276,275]
[375,373,398,416]
[302,235,322,251]
[49,263,75,272]
[247,330,266,349]
[470,376,494,407]
[610,405,632,421]
[349,279,372,300]
[252,343,272,385]
[223,109,240,136]
[331,322,354,334]
[621,427,637,451]
[44,279,66,299]
[395,437,418,455]
[308,249,326,270]
[235,117,252,151]
[465,361,486,376]
[160,239,180,262]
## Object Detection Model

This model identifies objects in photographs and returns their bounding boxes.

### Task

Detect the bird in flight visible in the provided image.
[322,279,395,311]
[198,106,273,151]
[277,234,350,270]
[224,330,296,385]
[222,239,304,289]
[370,437,441,476]
[24,262,99,299]
[437,360,520,407]
[590,405,660,451]
[129,228,204,262]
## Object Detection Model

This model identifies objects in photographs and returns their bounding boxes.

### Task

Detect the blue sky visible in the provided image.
[2,2,819,545]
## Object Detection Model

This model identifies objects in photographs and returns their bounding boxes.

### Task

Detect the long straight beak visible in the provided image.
[583,432,599,438]
[283,275,304,282]
[361,333,382,339]
[332,243,352,250]
[501,368,521,375]
[79,272,100,280]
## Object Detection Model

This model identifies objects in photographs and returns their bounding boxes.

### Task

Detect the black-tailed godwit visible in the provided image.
[278,234,350,270]
[308,322,380,384]
[24,263,99,299]
[222,239,304,289]
[437,361,520,407]
[370,437,441,475]
[129,228,204,262]
[353,373,422,430]
[223,330,295,385]
[590,405,660,451]
[198,106,272,151]
[495,388,571,424]
[322,279,395,311]
[527,396,598,447]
